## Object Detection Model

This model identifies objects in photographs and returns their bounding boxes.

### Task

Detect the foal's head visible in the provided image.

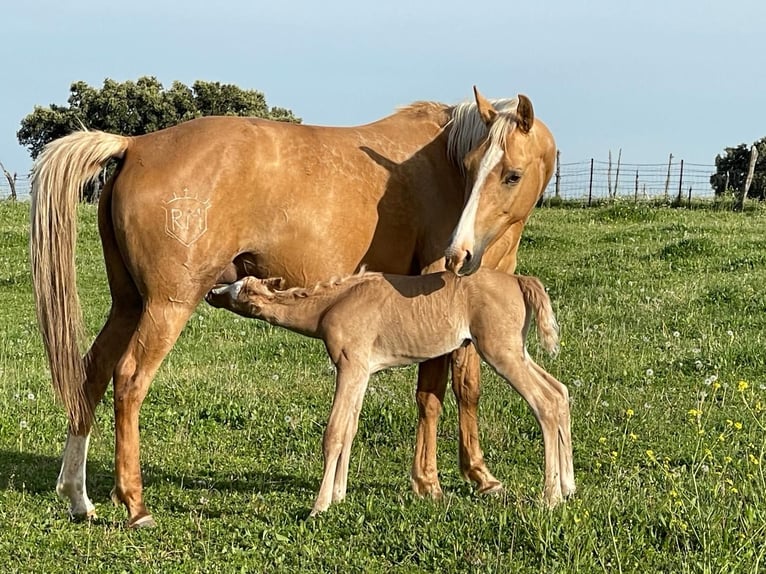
[205,276,284,316]
[445,87,555,276]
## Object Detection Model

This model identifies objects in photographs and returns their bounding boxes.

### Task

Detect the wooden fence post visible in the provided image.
[634,169,639,203]
[614,148,622,199]
[607,150,613,198]
[734,145,759,211]
[588,158,594,206]
[0,161,17,201]
[676,159,684,204]
[664,153,673,201]
[555,149,561,199]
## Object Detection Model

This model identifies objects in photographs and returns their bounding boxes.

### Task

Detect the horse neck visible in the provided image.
[259,276,373,338]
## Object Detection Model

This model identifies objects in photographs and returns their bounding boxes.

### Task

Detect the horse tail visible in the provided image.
[517,275,559,357]
[30,130,131,430]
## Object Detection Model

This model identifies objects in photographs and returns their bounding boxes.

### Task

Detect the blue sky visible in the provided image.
[2,0,765,177]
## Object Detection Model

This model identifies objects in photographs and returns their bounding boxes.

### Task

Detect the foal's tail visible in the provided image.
[517,275,559,356]
[30,130,131,430]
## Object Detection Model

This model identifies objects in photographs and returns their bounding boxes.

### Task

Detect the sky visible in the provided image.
[2,0,765,180]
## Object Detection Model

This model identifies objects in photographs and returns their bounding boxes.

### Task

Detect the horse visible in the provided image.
[205,269,574,514]
[30,87,556,527]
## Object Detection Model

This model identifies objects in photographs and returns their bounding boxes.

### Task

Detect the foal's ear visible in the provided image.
[473,86,497,126]
[516,94,534,133]
[261,277,286,291]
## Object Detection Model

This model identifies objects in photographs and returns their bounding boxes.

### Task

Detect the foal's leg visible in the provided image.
[451,344,503,494]
[480,344,566,506]
[57,303,140,519]
[529,361,575,497]
[312,358,369,515]
[332,370,370,504]
[111,301,195,528]
[411,356,449,499]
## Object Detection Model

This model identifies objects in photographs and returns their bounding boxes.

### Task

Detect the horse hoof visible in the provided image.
[478,481,504,496]
[410,477,443,500]
[127,514,157,529]
[70,509,97,523]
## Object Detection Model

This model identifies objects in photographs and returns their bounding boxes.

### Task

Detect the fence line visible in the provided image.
[1,156,719,204]
[543,157,717,204]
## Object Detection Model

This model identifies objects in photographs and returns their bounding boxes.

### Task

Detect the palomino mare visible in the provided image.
[30,87,556,527]
[206,269,574,515]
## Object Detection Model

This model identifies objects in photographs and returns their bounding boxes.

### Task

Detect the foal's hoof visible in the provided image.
[127,514,157,529]
[70,509,98,523]
[477,481,504,496]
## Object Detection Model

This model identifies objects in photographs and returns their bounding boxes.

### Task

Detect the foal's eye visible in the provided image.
[503,171,522,186]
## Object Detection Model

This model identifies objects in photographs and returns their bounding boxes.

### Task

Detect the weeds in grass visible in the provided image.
[1,201,766,572]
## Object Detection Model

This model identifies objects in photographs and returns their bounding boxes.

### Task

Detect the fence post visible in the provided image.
[614,148,622,199]
[607,150,612,198]
[555,149,561,199]
[663,153,673,201]
[676,159,684,204]
[634,169,639,203]
[0,161,17,201]
[734,144,759,211]
[688,186,692,208]
[588,158,594,206]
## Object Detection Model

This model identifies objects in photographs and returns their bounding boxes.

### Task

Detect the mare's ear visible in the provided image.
[473,86,497,126]
[516,94,534,133]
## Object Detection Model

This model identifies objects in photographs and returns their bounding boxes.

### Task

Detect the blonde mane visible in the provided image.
[447,98,519,173]
[268,267,384,300]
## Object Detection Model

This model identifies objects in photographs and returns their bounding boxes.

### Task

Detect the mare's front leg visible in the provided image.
[451,344,503,494]
[312,358,369,515]
[112,301,195,528]
[411,356,449,498]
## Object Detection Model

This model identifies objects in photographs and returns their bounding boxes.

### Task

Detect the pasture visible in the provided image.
[1,200,765,572]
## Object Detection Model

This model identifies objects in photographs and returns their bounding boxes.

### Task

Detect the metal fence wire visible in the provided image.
[0,156,722,204]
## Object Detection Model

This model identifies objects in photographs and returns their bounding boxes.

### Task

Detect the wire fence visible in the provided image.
[542,155,717,205]
[1,155,719,204]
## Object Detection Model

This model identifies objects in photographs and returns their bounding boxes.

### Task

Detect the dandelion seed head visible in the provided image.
[673,331,680,338]
[645,368,654,377]
[27,392,35,401]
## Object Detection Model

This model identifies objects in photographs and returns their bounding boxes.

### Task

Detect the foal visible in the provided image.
[206,269,574,514]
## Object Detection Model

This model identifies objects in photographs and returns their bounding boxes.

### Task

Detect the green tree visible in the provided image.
[18,77,300,159]
[711,137,766,200]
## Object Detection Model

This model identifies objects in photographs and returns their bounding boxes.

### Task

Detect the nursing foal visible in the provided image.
[206,269,574,514]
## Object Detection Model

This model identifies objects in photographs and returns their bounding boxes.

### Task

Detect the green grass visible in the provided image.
[1,199,766,572]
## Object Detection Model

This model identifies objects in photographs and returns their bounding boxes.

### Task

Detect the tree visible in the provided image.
[711,137,766,200]
[18,77,300,160]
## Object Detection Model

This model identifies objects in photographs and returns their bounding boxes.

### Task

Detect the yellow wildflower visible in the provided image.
[738,380,749,392]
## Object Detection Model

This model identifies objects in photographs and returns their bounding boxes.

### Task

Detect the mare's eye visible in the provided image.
[503,171,522,185]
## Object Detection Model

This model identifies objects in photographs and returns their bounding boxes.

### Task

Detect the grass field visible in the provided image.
[1,200,765,572]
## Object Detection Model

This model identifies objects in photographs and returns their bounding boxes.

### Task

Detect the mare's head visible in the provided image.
[205,277,284,317]
[445,87,556,275]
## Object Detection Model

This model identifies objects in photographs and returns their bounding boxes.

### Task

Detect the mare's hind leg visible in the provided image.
[57,188,143,519]
[451,344,503,494]
[57,304,140,519]
[411,356,449,498]
[112,301,195,528]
